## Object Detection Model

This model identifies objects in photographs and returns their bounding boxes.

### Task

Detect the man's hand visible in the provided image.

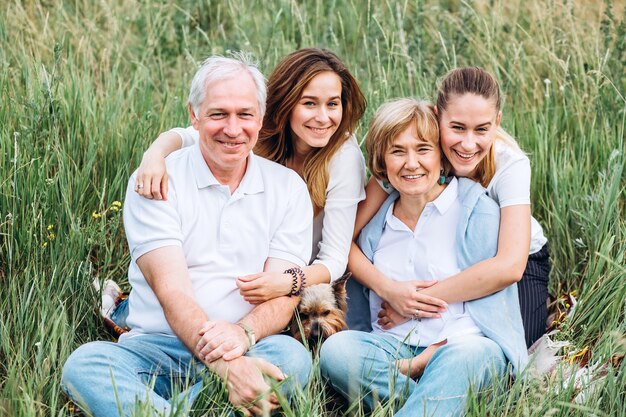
[197,320,249,362]
[212,356,285,416]
[237,272,293,304]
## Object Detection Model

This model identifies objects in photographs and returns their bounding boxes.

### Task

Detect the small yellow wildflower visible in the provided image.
[48,233,56,240]
[47,224,55,231]
[568,346,589,365]
[41,241,48,248]
[92,211,103,220]
[109,201,122,212]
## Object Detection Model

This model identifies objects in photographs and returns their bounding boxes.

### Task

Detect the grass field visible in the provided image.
[1,0,625,416]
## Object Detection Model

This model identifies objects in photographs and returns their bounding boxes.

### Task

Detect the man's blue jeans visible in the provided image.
[320,330,506,417]
[61,334,311,417]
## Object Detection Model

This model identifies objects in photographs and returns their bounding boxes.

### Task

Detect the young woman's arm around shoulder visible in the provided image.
[419,204,530,303]
[134,126,197,200]
[348,178,531,316]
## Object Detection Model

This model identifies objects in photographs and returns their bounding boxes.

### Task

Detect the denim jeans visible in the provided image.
[61,333,311,417]
[110,297,129,329]
[319,331,506,417]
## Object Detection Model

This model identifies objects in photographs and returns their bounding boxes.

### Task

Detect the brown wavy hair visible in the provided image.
[436,67,513,187]
[254,48,366,211]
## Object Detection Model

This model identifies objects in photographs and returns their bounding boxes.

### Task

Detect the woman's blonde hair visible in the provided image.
[254,48,366,211]
[437,67,521,187]
[366,98,442,182]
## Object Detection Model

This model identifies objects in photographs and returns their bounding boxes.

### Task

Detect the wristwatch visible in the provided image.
[237,322,256,349]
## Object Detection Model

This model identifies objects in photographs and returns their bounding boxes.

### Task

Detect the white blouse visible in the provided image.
[370,178,482,346]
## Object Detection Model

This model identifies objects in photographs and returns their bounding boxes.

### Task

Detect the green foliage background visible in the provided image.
[0,0,624,415]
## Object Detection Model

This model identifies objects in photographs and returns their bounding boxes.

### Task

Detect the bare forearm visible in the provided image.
[423,206,531,303]
[420,255,523,303]
[136,247,207,354]
[160,292,209,352]
[347,241,393,295]
[302,264,331,285]
[239,257,305,339]
[240,295,299,341]
[145,130,183,158]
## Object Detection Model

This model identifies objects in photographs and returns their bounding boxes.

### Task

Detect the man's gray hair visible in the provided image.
[188,52,266,119]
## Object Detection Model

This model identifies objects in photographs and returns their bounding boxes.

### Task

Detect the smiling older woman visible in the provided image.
[319,98,527,417]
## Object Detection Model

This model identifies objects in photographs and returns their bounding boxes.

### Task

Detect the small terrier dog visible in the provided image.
[291,273,350,347]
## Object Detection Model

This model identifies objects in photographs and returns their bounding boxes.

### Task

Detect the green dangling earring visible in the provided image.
[438,169,446,185]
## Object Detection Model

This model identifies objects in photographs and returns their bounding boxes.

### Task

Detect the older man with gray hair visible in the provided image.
[61,54,313,416]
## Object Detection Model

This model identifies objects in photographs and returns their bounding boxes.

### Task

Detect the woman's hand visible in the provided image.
[377,301,409,329]
[135,149,168,200]
[379,280,448,318]
[236,272,293,304]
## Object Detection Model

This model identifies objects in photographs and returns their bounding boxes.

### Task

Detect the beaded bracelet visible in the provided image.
[284,267,306,296]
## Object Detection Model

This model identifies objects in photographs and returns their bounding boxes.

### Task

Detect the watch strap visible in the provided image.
[237,322,256,349]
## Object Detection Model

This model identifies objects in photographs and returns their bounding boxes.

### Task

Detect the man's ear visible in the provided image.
[189,103,199,130]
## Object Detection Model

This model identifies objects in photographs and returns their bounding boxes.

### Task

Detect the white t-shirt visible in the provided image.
[370,178,482,346]
[122,144,313,336]
[172,126,366,280]
[378,139,547,254]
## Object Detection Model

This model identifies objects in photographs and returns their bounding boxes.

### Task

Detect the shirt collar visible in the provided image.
[191,143,220,189]
[383,201,407,232]
[431,176,458,215]
[236,151,264,195]
[383,177,459,230]
[191,144,264,195]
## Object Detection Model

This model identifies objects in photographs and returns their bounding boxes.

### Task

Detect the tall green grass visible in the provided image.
[1,0,624,415]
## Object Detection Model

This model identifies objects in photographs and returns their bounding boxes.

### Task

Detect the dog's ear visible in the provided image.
[290,311,304,343]
[332,272,351,312]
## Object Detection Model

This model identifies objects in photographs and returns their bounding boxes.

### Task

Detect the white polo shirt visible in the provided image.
[122,143,313,336]
[172,126,366,281]
[369,178,482,346]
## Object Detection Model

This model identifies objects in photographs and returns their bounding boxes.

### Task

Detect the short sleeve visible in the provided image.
[312,139,367,280]
[488,158,532,208]
[267,173,313,267]
[170,126,199,148]
[123,172,183,260]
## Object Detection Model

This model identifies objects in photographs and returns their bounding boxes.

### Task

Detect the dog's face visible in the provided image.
[291,273,350,347]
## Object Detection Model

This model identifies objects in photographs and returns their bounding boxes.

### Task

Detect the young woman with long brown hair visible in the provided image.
[134,48,367,299]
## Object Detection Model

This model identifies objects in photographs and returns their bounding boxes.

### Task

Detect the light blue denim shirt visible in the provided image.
[357,177,528,376]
